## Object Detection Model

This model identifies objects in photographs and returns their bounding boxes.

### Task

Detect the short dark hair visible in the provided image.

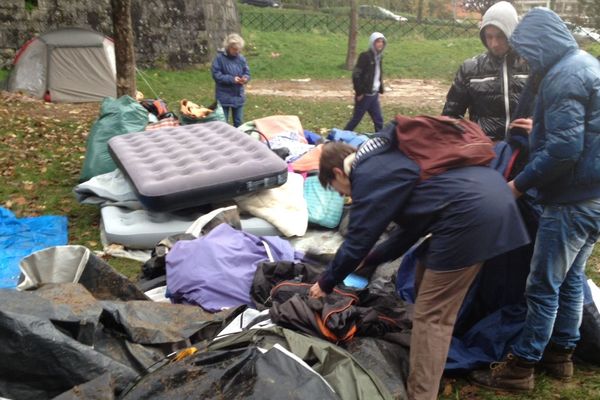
[318,142,356,188]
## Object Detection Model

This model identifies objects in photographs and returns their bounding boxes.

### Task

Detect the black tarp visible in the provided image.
[0,283,239,399]
[121,345,340,400]
[122,327,406,400]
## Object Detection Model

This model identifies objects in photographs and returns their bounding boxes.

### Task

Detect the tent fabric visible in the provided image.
[0,207,68,289]
[345,338,409,400]
[121,344,340,400]
[40,28,106,47]
[49,46,116,103]
[74,169,143,209]
[8,27,116,102]
[8,39,47,98]
[207,327,400,400]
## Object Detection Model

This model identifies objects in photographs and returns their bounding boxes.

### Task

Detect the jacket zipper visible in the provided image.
[269,282,359,302]
[503,57,510,139]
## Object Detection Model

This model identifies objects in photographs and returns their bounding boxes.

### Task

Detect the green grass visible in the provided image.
[240,29,482,81]
[583,41,600,56]
[134,28,483,101]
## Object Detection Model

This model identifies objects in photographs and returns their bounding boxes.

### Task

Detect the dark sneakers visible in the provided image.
[538,342,574,380]
[470,353,535,392]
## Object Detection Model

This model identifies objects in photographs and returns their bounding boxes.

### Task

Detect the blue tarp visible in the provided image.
[327,128,370,147]
[0,208,68,288]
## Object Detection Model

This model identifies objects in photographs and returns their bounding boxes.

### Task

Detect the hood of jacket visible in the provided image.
[479,1,519,49]
[509,8,578,74]
[369,32,386,54]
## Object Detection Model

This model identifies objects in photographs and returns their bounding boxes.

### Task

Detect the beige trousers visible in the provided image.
[407,262,483,400]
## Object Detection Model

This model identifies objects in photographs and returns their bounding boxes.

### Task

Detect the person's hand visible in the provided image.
[234,76,243,85]
[508,180,522,198]
[309,282,326,298]
[509,118,533,134]
[356,94,364,102]
[240,76,248,84]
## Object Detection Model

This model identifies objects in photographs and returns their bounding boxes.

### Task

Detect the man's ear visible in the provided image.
[332,167,346,181]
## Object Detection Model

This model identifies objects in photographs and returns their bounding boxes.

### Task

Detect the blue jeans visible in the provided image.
[512,199,600,362]
[223,106,244,127]
[344,93,383,133]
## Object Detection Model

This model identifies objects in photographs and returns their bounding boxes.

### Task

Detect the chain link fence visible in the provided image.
[241,12,480,40]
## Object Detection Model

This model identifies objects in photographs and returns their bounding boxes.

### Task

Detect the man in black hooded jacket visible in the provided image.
[443,1,531,141]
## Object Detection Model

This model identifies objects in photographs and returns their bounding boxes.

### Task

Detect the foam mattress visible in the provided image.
[101,206,281,249]
[108,121,288,211]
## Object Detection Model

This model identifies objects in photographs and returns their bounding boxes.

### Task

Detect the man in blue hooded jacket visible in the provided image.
[471,8,600,392]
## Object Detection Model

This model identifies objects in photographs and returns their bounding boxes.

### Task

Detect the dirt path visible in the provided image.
[247,78,450,110]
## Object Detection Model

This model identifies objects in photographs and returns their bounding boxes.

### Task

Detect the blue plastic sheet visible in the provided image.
[327,128,369,147]
[0,208,68,288]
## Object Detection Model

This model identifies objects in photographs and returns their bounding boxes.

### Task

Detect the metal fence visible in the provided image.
[240,12,480,40]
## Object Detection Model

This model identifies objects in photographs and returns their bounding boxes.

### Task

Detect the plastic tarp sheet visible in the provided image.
[0,207,67,289]
[123,327,402,400]
[79,96,148,182]
[121,344,339,400]
[0,282,239,399]
[17,245,147,301]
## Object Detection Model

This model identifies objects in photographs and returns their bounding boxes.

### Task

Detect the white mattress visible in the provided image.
[101,206,280,249]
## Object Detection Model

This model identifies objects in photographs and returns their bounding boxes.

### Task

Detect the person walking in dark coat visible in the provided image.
[211,33,250,127]
[443,1,532,141]
[470,8,600,392]
[309,124,530,400]
[344,32,386,133]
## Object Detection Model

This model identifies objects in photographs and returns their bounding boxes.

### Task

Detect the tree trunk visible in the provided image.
[416,0,424,22]
[111,0,136,97]
[345,0,358,71]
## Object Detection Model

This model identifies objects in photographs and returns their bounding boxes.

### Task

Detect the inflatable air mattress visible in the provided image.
[108,122,288,211]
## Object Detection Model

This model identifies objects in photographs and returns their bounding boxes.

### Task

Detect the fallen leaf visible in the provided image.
[22,181,34,191]
[12,196,27,206]
[443,382,453,396]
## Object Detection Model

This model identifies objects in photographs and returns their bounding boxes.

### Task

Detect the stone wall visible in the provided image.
[0,0,240,69]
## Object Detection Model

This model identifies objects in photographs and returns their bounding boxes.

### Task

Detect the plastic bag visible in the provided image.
[79,96,148,182]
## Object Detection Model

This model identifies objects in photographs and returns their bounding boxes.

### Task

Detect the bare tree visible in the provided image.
[579,0,600,30]
[462,0,513,15]
[416,0,424,22]
[345,0,358,70]
[111,0,136,97]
